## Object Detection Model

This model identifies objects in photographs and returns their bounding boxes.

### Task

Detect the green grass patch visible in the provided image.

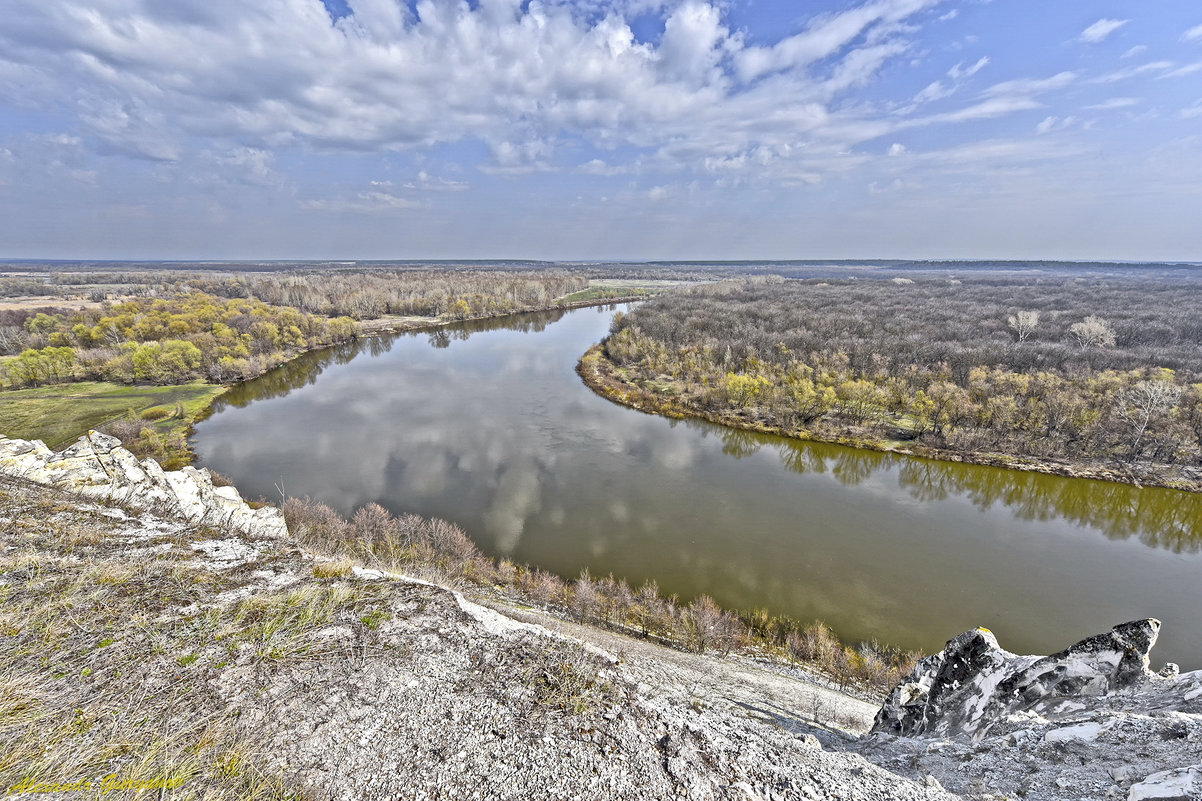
[559,285,652,303]
[0,381,225,449]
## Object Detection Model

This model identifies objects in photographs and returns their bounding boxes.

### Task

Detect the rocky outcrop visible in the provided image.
[0,431,286,539]
[860,621,1202,800]
[873,619,1163,740]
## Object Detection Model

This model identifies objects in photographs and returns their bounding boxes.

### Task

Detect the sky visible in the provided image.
[0,0,1200,261]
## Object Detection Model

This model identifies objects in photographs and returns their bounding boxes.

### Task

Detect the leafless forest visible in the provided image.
[603,270,1202,478]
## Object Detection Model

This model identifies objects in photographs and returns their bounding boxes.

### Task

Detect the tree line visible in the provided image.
[185,269,589,320]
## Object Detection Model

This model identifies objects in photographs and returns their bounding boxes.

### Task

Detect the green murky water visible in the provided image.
[193,305,1202,667]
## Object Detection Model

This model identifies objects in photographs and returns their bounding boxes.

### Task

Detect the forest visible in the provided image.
[179,269,590,319]
[597,273,1202,489]
[0,293,359,387]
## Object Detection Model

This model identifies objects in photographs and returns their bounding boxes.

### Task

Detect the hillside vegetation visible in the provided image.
[595,274,1202,489]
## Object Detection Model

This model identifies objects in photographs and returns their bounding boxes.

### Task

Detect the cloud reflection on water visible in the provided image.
[193,304,1202,665]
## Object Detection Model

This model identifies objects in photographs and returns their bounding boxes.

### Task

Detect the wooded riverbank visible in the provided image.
[578,344,1202,494]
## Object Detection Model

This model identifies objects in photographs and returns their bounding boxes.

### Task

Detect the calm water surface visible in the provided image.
[193,305,1202,667]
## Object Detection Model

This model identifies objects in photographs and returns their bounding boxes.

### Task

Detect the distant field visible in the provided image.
[0,297,102,312]
[559,283,655,303]
[0,381,225,449]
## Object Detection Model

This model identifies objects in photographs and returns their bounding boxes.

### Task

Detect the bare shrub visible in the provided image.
[682,595,745,655]
[428,518,477,562]
[787,621,840,668]
[350,503,395,550]
[572,569,600,623]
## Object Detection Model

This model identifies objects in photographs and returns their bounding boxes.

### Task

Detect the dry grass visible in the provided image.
[311,557,355,579]
[0,468,921,797]
[517,641,618,715]
[0,477,389,798]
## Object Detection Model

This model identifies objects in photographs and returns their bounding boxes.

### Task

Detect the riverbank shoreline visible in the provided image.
[577,344,1202,495]
[182,294,648,458]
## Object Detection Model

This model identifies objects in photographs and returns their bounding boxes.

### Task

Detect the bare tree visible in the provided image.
[1007,310,1040,342]
[1116,379,1182,458]
[1069,315,1117,350]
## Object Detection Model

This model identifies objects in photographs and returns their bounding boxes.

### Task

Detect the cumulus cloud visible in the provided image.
[0,0,958,180]
[214,147,276,185]
[1078,18,1130,44]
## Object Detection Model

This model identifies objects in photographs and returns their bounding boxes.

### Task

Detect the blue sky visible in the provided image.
[1,0,1200,260]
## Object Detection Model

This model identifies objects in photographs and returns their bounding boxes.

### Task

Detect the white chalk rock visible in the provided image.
[0,431,287,539]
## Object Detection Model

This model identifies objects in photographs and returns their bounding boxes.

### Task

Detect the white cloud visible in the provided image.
[734,0,942,82]
[1182,101,1202,120]
[913,80,952,104]
[1078,18,1130,44]
[1183,24,1202,42]
[0,0,947,183]
[1095,61,1174,83]
[1122,45,1147,59]
[302,189,424,213]
[917,96,1042,125]
[214,147,275,185]
[981,72,1077,98]
[1161,63,1202,80]
[404,171,469,192]
[1084,97,1139,111]
[576,159,629,176]
[887,142,907,156]
[948,56,990,79]
[657,2,733,83]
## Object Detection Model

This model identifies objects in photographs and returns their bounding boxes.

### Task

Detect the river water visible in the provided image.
[192,304,1202,667]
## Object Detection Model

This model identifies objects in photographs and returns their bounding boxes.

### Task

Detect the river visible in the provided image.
[192,304,1202,667]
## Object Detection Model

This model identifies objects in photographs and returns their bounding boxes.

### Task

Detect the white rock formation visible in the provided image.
[861,620,1202,800]
[0,431,286,539]
[873,619,1163,741]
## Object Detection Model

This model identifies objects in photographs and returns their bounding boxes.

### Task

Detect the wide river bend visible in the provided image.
[193,305,1202,667]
